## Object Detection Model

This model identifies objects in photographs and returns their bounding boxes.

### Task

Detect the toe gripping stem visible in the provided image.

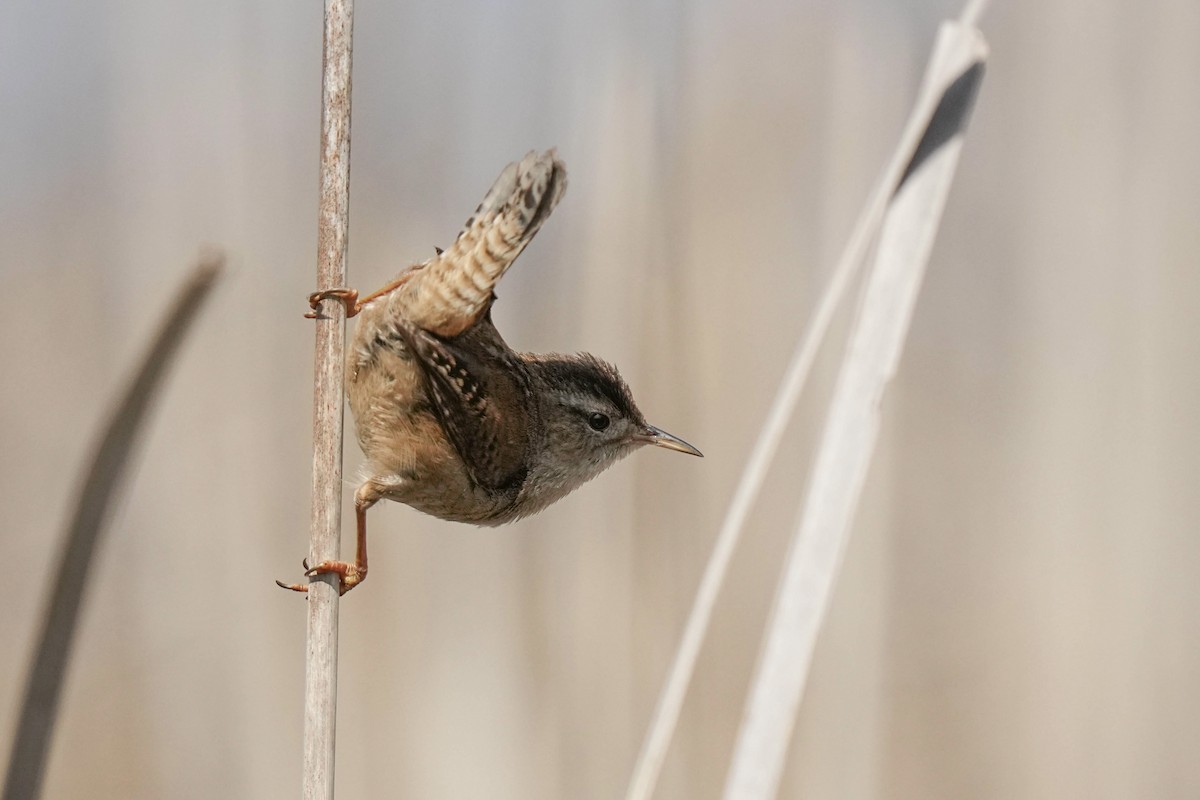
[276,491,375,597]
[305,288,361,319]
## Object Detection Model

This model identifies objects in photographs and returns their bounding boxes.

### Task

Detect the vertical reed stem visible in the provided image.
[303,1,354,798]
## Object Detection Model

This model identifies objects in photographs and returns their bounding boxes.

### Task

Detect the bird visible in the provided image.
[279,150,701,596]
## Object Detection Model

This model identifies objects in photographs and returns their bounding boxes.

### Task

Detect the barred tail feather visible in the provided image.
[407,150,567,337]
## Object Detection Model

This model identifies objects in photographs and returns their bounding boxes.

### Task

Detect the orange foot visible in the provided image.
[305,288,361,319]
[275,558,367,597]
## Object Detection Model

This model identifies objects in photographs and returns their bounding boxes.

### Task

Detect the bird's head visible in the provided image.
[525,353,702,505]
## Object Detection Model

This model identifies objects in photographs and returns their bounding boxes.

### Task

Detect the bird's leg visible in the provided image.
[305,266,424,319]
[276,484,381,596]
[305,287,361,319]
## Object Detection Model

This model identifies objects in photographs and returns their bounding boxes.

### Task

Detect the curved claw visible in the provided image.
[278,489,374,597]
[272,558,312,592]
[276,559,366,597]
[305,288,361,319]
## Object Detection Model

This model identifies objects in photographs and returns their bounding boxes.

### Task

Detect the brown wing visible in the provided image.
[390,319,531,496]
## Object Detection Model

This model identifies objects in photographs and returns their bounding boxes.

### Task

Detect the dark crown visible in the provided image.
[534,353,643,422]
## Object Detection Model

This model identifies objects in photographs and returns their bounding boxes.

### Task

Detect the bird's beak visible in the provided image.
[635,425,704,457]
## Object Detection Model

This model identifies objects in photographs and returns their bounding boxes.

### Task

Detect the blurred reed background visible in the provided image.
[2,0,1198,797]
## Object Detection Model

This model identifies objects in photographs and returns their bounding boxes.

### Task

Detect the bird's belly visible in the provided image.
[384,476,513,526]
[348,354,515,526]
[371,449,516,526]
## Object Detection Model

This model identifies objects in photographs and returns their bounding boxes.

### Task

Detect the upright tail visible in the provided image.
[405,150,567,337]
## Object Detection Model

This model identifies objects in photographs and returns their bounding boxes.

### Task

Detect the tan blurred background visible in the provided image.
[3,0,1198,797]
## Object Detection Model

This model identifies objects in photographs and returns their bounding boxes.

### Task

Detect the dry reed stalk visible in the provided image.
[302,1,355,798]
[2,256,223,800]
[722,16,988,800]
[626,3,990,798]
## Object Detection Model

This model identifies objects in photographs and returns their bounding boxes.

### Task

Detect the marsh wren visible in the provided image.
[279,150,701,596]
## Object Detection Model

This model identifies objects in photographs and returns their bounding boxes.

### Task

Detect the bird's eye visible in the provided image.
[587,412,610,431]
